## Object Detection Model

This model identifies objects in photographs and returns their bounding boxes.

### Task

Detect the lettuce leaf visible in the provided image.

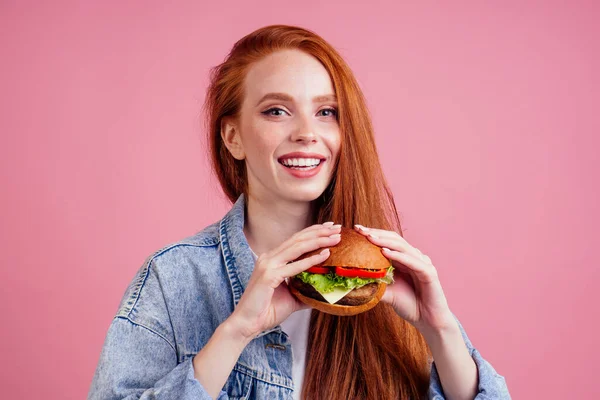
[295,266,394,293]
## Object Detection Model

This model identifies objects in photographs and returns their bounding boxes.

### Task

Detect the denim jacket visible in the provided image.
[88,194,511,399]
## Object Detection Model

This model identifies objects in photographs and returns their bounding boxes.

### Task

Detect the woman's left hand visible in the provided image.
[354,224,455,333]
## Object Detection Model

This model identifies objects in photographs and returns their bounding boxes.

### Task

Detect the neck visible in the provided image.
[243,193,316,256]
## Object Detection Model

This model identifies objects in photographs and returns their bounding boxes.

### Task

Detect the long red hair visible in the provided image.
[204,25,431,400]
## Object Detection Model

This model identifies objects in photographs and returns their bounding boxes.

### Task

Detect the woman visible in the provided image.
[89,25,510,400]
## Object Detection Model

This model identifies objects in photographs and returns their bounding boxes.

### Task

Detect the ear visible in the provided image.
[220,117,245,160]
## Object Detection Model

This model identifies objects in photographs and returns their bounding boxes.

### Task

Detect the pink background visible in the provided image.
[1,1,598,399]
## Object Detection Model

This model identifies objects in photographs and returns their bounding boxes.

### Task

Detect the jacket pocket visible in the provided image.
[224,365,253,399]
[182,354,252,399]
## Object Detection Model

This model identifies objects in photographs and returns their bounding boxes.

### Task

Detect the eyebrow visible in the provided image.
[255,92,337,106]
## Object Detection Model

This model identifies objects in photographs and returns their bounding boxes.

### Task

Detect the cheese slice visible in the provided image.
[314,286,353,304]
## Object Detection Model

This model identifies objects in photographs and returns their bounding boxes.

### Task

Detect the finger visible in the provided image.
[301,222,335,234]
[296,221,336,233]
[358,229,422,260]
[381,287,393,304]
[355,225,428,263]
[381,248,438,284]
[281,280,313,311]
[272,225,341,264]
[396,269,417,291]
[268,222,342,257]
[280,248,331,277]
[294,224,341,242]
[381,269,416,299]
[274,234,340,265]
[354,225,405,241]
[295,302,311,311]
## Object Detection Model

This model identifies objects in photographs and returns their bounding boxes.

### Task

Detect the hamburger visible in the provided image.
[289,227,394,316]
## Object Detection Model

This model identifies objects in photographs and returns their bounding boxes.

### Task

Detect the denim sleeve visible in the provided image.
[87,257,229,400]
[428,315,511,400]
[87,317,229,400]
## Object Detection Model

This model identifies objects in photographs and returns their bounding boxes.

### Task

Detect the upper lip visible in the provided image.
[278,152,327,162]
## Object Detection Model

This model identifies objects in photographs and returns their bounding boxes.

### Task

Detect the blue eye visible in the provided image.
[262,107,288,117]
[318,108,338,118]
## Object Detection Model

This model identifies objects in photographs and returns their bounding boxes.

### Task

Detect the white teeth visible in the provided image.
[281,158,321,167]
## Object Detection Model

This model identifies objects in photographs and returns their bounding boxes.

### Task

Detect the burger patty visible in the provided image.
[290,278,379,306]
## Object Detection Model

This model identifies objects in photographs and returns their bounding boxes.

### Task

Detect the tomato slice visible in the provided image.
[306,266,331,274]
[335,266,387,279]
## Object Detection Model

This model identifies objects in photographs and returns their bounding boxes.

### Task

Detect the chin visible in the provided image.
[283,186,328,203]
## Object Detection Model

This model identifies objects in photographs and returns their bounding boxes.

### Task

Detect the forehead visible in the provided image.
[243,49,335,102]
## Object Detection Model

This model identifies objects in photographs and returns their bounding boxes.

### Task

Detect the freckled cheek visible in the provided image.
[245,122,280,155]
[249,136,282,163]
[324,129,342,157]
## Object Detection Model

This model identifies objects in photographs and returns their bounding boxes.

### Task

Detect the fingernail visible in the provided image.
[382,247,390,252]
[323,221,334,226]
[329,233,341,239]
[319,248,330,256]
[368,233,378,239]
[330,224,342,229]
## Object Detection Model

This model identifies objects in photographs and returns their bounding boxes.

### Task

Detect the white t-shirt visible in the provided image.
[249,249,309,399]
[280,308,311,397]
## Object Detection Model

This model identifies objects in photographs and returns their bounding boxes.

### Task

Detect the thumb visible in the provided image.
[381,288,394,304]
[286,284,312,312]
[294,301,312,311]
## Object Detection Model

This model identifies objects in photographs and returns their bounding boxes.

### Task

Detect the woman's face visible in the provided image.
[222,49,341,204]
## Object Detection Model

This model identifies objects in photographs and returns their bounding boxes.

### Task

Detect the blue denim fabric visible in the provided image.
[88,194,510,399]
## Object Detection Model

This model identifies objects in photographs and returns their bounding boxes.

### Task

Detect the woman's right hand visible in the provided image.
[228,222,342,341]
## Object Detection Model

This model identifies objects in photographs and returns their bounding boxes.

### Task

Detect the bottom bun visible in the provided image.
[289,282,387,316]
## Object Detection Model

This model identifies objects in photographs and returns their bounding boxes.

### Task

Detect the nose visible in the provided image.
[291,116,317,144]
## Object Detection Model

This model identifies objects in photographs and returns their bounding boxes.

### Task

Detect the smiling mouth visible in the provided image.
[278,158,324,170]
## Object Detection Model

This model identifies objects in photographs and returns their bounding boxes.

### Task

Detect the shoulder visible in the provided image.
[115,221,223,319]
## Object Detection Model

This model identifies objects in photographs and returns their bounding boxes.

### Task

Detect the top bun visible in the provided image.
[297,227,390,270]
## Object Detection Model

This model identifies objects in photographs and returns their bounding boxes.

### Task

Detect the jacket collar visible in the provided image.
[219,193,283,338]
[219,193,254,306]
